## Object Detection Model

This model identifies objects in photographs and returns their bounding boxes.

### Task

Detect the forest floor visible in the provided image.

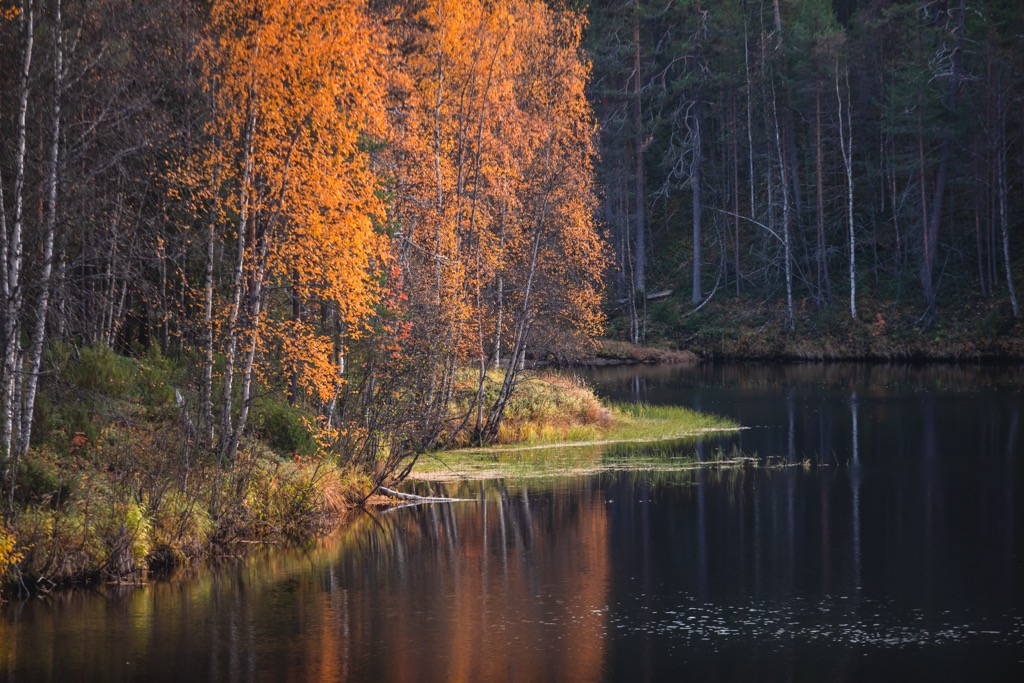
[605,292,1024,361]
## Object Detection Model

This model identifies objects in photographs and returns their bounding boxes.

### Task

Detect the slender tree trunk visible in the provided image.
[837,60,856,320]
[228,239,268,462]
[202,180,217,449]
[632,0,646,294]
[917,122,933,312]
[483,199,549,443]
[745,23,755,238]
[20,0,63,459]
[888,147,902,272]
[974,185,987,298]
[432,16,445,304]
[219,101,256,459]
[494,221,505,368]
[0,169,8,487]
[3,0,35,478]
[988,162,998,291]
[997,102,1019,318]
[287,272,301,406]
[924,146,948,320]
[785,108,803,229]
[622,173,639,344]
[732,97,741,296]
[921,0,966,322]
[815,78,832,304]
[772,82,794,331]
[691,99,702,304]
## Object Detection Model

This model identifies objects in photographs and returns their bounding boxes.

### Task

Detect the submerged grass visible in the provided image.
[410,436,750,483]
[412,390,743,482]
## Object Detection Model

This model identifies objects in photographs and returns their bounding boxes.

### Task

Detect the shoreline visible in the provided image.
[569,338,1024,367]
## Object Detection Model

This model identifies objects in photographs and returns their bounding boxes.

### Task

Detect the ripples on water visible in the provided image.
[606,596,1024,650]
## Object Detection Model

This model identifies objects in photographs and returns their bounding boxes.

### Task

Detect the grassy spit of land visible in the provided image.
[409,372,740,482]
[0,351,733,597]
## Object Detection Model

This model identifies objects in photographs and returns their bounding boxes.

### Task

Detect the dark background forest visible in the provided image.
[587,0,1024,357]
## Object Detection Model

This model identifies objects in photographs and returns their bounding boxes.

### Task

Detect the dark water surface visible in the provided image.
[3,363,1024,681]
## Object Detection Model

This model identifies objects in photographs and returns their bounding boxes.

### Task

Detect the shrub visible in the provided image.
[97,501,153,576]
[0,527,23,584]
[63,344,137,400]
[135,346,177,413]
[15,458,72,506]
[251,396,317,456]
[151,491,214,563]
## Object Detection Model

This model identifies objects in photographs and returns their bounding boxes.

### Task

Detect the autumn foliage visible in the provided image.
[381,0,605,444]
[176,0,606,473]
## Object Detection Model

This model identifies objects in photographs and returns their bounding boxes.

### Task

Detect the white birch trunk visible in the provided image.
[3,0,35,468]
[997,114,1019,318]
[691,101,702,304]
[745,24,755,228]
[227,239,268,462]
[20,0,63,459]
[483,197,549,442]
[632,0,646,294]
[771,82,794,331]
[203,188,216,448]
[837,61,857,320]
[219,103,256,458]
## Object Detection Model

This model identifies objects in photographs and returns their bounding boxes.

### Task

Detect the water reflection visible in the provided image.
[2,364,1023,681]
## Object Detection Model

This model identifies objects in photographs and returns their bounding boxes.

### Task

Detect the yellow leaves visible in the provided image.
[0,527,23,580]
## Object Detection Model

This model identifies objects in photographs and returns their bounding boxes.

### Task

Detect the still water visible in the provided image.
[3,363,1023,681]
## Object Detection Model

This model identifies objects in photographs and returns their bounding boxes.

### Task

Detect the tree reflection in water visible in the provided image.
[2,363,1023,681]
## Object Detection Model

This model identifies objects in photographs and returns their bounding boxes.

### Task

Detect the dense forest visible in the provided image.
[0,0,605,582]
[0,0,1022,583]
[589,0,1023,355]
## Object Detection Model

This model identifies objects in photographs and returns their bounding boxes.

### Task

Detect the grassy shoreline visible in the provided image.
[408,402,741,482]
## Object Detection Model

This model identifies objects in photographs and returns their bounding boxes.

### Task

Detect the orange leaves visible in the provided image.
[196,0,391,405]
[0,2,18,22]
[387,0,607,365]
[183,0,604,422]
[272,319,341,404]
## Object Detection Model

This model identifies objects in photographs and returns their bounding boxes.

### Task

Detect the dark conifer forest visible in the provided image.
[587,0,1024,356]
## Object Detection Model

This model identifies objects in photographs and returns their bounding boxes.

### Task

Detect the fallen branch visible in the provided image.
[378,486,474,503]
[683,269,721,318]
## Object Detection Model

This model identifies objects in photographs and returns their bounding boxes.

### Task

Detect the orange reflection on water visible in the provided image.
[336,480,610,682]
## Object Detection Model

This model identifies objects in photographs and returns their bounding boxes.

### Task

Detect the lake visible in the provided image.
[3,363,1023,681]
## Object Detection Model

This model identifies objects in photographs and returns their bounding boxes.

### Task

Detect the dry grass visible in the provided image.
[592,339,699,364]
[414,372,740,481]
[491,372,613,445]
